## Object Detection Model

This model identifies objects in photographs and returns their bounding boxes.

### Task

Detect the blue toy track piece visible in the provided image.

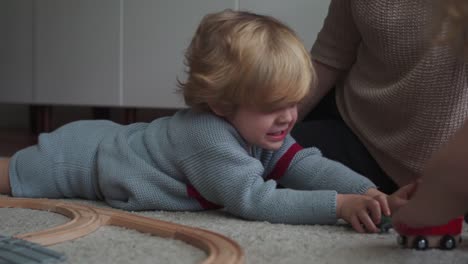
[0,235,66,264]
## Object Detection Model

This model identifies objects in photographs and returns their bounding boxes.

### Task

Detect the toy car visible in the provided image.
[394,216,464,250]
[379,215,393,233]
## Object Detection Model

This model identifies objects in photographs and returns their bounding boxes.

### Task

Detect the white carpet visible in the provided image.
[1,196,467,264]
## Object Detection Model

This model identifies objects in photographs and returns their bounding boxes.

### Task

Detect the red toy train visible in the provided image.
[394,216,464,250]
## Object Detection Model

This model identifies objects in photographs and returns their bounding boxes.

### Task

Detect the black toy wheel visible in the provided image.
[379,215,392,233]
[380,222,392,233]
[413,236,429,250]
[440,235,457,250]
[464,213,468,224]
[397,235,407,247]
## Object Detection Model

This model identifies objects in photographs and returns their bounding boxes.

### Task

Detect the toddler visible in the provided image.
[0,9,410,233]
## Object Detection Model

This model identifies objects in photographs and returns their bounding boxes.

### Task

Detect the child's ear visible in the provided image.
[208,102,228,117]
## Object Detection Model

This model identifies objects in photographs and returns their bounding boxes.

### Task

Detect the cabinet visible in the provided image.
[0,0,33,103]
[123,0,236,108]
[0,0,329,108]
[240,0,329,49]
[35,0,121,106]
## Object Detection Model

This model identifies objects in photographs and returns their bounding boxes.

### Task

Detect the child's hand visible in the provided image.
[364,188,391,216]
[336,194,381,233]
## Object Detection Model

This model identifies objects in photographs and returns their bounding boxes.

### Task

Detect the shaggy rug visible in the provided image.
[1,195,467,264]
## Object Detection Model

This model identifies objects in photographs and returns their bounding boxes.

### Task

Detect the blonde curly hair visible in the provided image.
[178,9,314,114]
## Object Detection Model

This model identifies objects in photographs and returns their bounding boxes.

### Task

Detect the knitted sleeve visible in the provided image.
[263,135,375,194]
[277,146,376,194]
[178,143,338,225]
[311,0,361,69]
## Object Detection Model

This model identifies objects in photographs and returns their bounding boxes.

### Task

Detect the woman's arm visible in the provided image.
[298,0,361,121]
[297,60,343,121]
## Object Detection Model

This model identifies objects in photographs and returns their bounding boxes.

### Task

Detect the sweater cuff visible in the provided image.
[356,183,377,195]
[303,190,338,225]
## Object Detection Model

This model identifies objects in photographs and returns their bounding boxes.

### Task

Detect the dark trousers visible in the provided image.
[291,90,398,194]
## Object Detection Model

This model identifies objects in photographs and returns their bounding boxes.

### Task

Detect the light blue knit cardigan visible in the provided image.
[9,109,375,225]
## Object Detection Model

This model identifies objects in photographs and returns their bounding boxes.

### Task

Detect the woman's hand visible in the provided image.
[364,182,419,218]
[336,194,381,233]
[387,181,419,214]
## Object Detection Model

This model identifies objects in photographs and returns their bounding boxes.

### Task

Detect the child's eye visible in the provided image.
[259,101,297,113]
[275,103,297,111]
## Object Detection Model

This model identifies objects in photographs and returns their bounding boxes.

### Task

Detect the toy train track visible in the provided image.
[0,196,244,264]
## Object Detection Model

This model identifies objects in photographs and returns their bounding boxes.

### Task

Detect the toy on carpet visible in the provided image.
[394,216,464,250]
[0,235,65,264]
[378,215,393,233]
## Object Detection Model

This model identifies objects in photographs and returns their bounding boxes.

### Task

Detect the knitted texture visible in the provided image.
[9,109,375,225]
[312,0,468,185]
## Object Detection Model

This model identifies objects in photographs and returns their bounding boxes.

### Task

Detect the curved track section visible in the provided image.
[0,197,244,264]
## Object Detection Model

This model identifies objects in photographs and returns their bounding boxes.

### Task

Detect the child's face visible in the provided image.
[225,103,298,150]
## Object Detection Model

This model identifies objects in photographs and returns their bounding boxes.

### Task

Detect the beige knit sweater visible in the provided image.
[311,0,468,186]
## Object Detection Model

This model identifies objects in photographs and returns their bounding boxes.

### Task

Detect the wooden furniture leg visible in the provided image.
[92,107,111,120]
[30,105,53,134]
[124,108,137,124]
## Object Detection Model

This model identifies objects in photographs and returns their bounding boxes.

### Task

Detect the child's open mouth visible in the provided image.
[266,130,287,141]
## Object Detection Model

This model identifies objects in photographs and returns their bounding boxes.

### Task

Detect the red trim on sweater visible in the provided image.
[187,143,302,209]
[267,143,303,181]
[186,184,222,210]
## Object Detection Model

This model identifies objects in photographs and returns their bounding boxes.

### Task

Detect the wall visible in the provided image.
[0,1,330,129]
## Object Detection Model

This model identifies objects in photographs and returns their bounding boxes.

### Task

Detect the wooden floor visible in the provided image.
[0,129,37,157]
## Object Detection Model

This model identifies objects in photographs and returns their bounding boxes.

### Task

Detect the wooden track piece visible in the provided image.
[0,197,244,264]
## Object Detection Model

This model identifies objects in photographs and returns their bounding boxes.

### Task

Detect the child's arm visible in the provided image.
[276,144,376,196]
[336,193,382,233]
[181,143,340,225]
[270,139,410,231]
[265,139,381,231]
[275,138,418,217]
[184,145,380,232]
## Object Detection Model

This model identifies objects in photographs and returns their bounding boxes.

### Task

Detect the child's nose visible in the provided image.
[278,107,296,123]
